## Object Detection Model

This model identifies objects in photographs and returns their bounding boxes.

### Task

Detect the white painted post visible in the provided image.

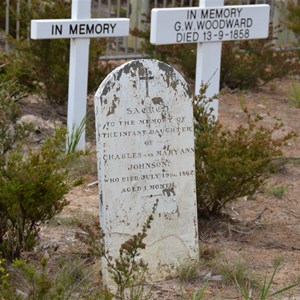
[150,3,270,119]
[195,0,224,118]
[16,0,20,40]
[67,0,90,151]
[5,0,10,54]
[31,1,130,151]
[128,0,149,50]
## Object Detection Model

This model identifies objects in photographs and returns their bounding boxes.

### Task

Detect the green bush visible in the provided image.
[1,0,108,104]
[194,87,296,216]
[0,79,82,260]
[0,79,33,257]
[0,130,71,260]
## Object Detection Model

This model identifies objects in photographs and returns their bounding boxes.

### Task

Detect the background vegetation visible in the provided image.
[285,0,300,44]
[0,0,109,104]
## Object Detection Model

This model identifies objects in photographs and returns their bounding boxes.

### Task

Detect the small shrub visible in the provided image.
[0,79,33,258]
[0,78,83,260]
[0,127,83,260]
[194,87,296,216]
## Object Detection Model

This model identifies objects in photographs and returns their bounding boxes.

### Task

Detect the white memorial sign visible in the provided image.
[150,5,269,44]
[150,1,270,118]
[31,0,129,150]
[95,59,199,283]
[31,20,129,39]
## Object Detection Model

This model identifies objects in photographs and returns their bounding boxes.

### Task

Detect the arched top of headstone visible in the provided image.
[95,59,192,113]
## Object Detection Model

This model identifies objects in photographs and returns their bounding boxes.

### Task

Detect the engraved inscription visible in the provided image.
[95,59,199,282]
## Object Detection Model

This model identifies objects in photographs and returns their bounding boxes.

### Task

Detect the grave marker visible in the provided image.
[30,0,129,150]
[150,1,270,118]
[95,59,199,283]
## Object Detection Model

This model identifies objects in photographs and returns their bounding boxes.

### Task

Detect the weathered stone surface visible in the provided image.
[94,59,198,283]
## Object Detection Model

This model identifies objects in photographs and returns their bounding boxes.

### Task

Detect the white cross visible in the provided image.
[150,0,270,119]
[31,0,129,151]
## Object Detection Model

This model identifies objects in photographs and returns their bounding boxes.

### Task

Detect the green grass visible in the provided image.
[178,260,203,283]
[264,184,287,199]
[249,259,298,300]
[288,81,300,108]
[218,260,260,292]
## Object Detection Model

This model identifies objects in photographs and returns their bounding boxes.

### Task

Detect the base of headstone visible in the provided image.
[95,59,199,284]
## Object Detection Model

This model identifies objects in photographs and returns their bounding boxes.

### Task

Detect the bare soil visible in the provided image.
[22,77,300,299]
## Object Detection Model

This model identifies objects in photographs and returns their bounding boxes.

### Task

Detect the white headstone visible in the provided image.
[95,59,199,283]
[150,2,270,118]
[30,0,130,151]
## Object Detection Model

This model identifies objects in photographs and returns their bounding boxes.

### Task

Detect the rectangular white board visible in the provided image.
[31,19,129,39]
[151,5,270,45]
